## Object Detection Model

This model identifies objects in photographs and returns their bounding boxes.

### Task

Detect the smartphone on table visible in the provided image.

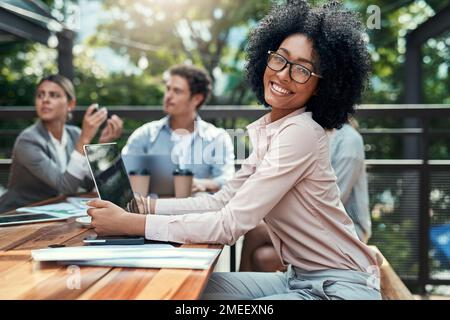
[83,235,145,245]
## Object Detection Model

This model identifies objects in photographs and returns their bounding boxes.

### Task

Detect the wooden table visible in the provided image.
[0,195,222,300]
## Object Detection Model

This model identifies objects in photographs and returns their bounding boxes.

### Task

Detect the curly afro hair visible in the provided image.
[246,0,370,129]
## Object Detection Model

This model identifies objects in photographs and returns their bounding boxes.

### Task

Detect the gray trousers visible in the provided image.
[202,266,381,300]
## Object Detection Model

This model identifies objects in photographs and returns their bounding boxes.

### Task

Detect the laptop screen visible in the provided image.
[122,154,177,196]
[84,143,134,209]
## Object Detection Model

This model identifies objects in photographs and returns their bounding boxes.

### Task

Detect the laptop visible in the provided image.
[83,143,134,209]
[122,154,178,197]
[0,212,68,227]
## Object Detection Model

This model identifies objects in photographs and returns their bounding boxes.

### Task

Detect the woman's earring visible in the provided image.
[67,110,73,122]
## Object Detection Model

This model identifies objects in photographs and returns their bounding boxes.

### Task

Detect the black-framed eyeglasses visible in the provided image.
[266,51,323,84]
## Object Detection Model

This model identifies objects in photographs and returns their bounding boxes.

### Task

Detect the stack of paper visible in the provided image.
[31,245,221,270]
[17,202,88,218]
[66,197,98,209]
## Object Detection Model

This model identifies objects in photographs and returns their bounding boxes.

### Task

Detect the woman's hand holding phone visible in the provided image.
[83,103,108,139]
[86,199,146,237]
[75,103,107,154]
[98,114,123,143]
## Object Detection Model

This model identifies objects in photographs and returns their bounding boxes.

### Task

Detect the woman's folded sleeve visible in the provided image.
[155,153,258,215]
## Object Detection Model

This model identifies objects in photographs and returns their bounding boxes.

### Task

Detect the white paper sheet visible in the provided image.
[17,202,87,217]
[31,245,221,270]
[60,258,214,270]
[66,197,98,209]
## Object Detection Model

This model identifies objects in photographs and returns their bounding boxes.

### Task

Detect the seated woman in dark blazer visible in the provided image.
[0,75,123,213]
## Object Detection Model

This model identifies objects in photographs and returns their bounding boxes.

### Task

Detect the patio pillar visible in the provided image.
[57,29,75,81]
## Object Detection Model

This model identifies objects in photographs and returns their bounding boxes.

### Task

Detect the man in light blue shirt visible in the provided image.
[122,64,235,193]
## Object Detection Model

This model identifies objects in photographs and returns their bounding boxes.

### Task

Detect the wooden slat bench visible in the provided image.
[369,245,415,300]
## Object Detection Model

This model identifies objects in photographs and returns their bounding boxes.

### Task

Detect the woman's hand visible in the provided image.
[99,114,123,143]
[80,104,107,142]
[75,104,107,154]
[86,199,146,236]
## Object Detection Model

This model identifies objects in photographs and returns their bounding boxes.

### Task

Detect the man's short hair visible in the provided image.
[168,64,212,109]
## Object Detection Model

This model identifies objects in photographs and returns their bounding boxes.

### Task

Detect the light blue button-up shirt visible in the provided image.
[122,115,235,186]
[330,124,371,243]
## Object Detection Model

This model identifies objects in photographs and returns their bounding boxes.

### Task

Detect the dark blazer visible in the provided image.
[0,121,94,213]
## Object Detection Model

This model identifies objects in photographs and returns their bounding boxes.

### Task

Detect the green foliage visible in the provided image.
[74,72,164,106]
[1,0,449,107]
[367,172,421,279]
[0,42,57,105]
[422,30,450,104]
[88,0,272,104]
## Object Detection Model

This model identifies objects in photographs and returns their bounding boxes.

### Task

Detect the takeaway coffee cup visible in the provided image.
[173,168,193,198]
[129,169,151,196]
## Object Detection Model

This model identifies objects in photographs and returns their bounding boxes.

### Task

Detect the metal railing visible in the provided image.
[1,104,450,294]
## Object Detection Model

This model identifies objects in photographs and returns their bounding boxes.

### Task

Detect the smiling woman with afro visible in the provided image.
[85,0,382,300]
[246,0,371,129]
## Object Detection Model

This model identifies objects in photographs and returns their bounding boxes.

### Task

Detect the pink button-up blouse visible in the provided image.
[145,108,382,272]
